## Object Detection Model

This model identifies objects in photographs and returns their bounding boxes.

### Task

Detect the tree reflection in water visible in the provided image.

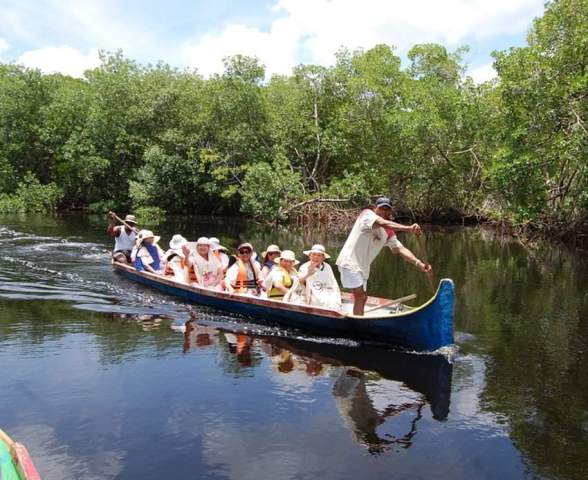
[181,318,452,455]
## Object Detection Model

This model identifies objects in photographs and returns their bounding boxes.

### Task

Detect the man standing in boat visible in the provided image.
[336,197,432,316]
[107,212,138,264]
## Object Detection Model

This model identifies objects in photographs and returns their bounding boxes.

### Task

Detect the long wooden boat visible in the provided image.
[113,262,454,351]
[0,429,41,480]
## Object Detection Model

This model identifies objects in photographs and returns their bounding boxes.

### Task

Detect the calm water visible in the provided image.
[1,214,587,480]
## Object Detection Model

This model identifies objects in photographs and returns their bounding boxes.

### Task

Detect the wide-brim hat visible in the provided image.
[124,214,137,225]
[303,244,331,259]
[237,242,254,252]
[211,241,228,252]
[169,234,188,250]
[261,244,281,257]
[137,229,160,244]
[275,249,299,266]
[196,237,211,246]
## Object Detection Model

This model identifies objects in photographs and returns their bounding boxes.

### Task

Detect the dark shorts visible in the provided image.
[113,249,132,263]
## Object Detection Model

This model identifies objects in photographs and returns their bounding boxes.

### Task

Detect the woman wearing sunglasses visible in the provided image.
[260,244,281,279]
[225,243,264,295]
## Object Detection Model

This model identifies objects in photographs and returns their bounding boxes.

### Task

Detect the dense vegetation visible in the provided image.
[0,0,586,239]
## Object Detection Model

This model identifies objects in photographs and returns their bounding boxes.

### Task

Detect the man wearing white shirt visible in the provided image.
[336,197,432,315]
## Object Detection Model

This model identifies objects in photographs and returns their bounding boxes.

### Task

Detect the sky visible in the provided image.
[0,0,546,83]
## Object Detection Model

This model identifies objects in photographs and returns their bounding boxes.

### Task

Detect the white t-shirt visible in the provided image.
[191,252,222,287]
[335,209,403,279]
[114,227,136,251]
[299,261,341,310]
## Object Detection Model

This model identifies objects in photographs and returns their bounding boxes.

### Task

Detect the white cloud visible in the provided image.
[0,1,161,61]
[17,45,100,77]
[182,19,301,77]
[469,63,498,84]
[184,0,544,77]
[0,38,11,54]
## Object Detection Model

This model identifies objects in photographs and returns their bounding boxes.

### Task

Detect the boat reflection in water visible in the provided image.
[182,319,452,455]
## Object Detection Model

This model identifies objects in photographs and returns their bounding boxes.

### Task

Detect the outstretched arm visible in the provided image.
[390,246,432,273]
[374,217,422,235]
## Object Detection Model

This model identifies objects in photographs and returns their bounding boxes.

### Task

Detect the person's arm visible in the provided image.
[273,274,289,295]
[107,221,120,237]
[373,216,422,235]
[225,265,236,293]
[253,262,265,290]
[191,262,202,284]
[390,245,432,273]
[298,263,317,285]
[144,263,157,274]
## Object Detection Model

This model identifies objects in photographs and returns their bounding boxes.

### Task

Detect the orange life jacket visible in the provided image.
[165,255,186,275]
[232,259,258,293]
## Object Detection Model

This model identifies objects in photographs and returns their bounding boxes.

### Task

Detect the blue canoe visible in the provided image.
[113,262,454,351]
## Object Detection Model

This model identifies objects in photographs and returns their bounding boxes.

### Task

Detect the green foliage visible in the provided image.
[323,174,370,204]
[491,0,588,224]
[240,161,304,221]
[134,206,166,225]
[0,3,586,232]
[0,172,62,213]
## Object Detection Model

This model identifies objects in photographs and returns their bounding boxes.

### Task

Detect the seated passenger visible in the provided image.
[299,244,341,311]
[164,234,189,284]
[260,244,281,279]
[225,243,264,295]
[133,230,165,274]
[186,237,223,289]
[209,237,230,273]
[107,212,138,264]
[267,250,299,301]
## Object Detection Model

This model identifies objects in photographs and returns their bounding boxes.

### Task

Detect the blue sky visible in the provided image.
[0,0,546,82]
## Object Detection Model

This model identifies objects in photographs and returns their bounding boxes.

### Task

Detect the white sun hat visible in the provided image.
[137,229,160,245]
[169,234,188,250]
[196,237,211,246]
[262,244,281,257]
[209,237,228,252]
[275,250,299,266]
[303,244,331,259]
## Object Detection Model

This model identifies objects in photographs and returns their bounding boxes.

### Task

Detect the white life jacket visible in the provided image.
[301,262,342,310]
[114,227,136,251]
[192,252,222,287]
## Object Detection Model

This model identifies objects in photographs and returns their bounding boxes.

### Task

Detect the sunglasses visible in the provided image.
[268,252,280,256]
[239,249,252,254]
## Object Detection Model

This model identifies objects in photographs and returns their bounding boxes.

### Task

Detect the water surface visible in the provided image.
[0,214,587,480]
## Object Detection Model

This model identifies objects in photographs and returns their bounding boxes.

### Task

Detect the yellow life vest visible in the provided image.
[269,266,295,299]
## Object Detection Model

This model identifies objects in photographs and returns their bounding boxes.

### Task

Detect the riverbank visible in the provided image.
[286,202,588,251]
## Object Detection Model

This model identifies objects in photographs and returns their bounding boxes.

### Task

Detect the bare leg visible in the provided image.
[352,286,367,316]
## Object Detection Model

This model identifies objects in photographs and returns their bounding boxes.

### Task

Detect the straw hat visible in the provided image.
[209,237,228,252]
[262,244,281,257]
[275,250,299,266]
[237,242,254,252]
[196,237,211,246]
[303,244,331,259]
[137,229,160,244]
[124,214,137,225]
[169,234,188,250]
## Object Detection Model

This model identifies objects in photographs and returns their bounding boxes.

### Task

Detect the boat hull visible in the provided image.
[0,429,40,480]
[114,263,454,351]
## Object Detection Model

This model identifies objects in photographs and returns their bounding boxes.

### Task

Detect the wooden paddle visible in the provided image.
[417,233,435,294]
[109,211,139,233]
[363,293,417,313]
